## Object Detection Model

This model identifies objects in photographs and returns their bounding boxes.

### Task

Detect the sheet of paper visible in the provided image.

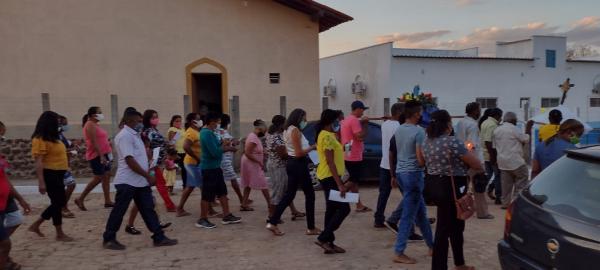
[308,150,319,165]
[149,147,160,168]
[171,132,181,143]
[328,190,359,203]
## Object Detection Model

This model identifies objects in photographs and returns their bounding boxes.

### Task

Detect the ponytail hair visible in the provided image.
[426,110,452,138]
[82,106,100,127]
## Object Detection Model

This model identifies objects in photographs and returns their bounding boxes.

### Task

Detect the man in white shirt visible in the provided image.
[455,102,493,219]
[103,110,177,250]
[492,112,530,209]
[374,103,403,228]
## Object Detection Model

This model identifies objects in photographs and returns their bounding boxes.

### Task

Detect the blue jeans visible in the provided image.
[103,184,165,243]
[485,161,501,199]
[375,168,393,225]
[394,171,434,254]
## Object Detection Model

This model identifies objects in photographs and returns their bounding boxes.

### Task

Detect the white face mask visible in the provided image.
[193,120,203,128]
[95,114,105,121]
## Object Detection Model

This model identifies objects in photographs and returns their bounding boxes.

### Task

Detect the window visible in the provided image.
[546,50,556,68]
[591,98,600,107]
[476,98,497,109]
[269,73,280,84]
[524,156,600,224]
[541,97,559,108]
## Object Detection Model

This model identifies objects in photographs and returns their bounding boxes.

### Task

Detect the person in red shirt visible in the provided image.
[340,101,371,212]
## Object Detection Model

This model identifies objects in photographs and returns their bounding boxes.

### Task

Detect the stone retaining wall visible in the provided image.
[0,138,94,179]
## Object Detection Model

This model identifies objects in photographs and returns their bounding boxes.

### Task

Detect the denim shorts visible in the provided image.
[63,171,76,186]
[184,164,203,188]
[4,210,23,228]
[89,154,112,176]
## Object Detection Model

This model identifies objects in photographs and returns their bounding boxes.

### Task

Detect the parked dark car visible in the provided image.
[302,121,382,181]
[498,145,600,270]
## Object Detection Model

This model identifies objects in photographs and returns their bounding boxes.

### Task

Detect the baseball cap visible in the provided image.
[351,100,369,110]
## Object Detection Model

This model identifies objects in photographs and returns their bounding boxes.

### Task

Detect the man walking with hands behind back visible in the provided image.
[340,100,371,212]
[103,109,177,250]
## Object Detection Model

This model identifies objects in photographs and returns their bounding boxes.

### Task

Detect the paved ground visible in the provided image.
[10,181,504,270]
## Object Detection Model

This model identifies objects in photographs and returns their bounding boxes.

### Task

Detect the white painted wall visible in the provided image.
[320,36,600,123]
[496,39,533,58]
[319,43,393,118]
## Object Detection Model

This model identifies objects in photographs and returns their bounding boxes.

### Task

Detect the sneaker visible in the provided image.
[103,240,126,250]
[222,214,242,225]
[408,233,424,242]
[384,221,398,235]
[195,218,217,229]
[125,226,141,235]
[153,237,178,247]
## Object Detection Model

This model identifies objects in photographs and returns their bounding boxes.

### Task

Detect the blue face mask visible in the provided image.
[133,123,144,132]
[332,121,340,132]
[61,125,70,132]
[299,120,307,130]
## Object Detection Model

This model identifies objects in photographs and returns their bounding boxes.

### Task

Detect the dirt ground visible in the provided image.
[10,183,504,270]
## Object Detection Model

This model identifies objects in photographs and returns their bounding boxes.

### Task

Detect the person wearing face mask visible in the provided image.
[75,106,114,211]
[140,110,175,212]
[167,115,187,188]
[218,114,244,205]
[314,109,350,254]
[195,112,241,229]
[266,109,319,236]
[57,115,77,219]
[492,112,530,209]
[531,119,584,179]
[422,110,481,270]
[176,113,204,217]
[240,119,272,213]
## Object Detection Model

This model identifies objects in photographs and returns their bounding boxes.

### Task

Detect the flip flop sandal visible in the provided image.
[240,206,254,211]
[104,203,115,208]
[306,228,322,235]
[62,210,75,218]
[176,211,192,217]
[355,207,372,213]
[291,212,306,221]
[266,224,285,236]
[74,198,87,211]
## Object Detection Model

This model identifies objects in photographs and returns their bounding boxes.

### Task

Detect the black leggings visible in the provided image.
[41,169,67,226]
[426,174,467,270]
[268,157,315,229]
[317,177,350,243]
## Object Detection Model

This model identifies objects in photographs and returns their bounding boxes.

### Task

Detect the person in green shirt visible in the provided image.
[314,109,349,254]
[196,113,241,229]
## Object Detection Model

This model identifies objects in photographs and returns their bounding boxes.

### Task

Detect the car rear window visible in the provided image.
[526,156,600,225]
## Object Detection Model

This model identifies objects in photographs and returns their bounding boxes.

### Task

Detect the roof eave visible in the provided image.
[274,0,353,32]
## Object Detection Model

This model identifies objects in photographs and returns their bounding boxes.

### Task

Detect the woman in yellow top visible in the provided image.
[176,113,203,217]
[314,109,350,254]
[167,115,187,188]
[27,111,73,242]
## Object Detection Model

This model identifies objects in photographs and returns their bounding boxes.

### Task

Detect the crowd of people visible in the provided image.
[0,98,585,269]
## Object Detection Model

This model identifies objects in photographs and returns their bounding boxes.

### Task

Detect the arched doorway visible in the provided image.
[185,58,228,115]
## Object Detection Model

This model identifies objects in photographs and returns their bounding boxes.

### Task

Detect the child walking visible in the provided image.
[163,148,179,195]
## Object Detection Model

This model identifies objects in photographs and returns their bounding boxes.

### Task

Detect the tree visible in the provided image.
[566,44,599,59]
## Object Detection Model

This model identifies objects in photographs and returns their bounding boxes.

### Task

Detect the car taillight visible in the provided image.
[503,202,514,241]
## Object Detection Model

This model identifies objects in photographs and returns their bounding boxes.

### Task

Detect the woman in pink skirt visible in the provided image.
[240,120,272,213]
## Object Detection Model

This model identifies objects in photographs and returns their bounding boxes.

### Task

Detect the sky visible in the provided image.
[318,0,600,57]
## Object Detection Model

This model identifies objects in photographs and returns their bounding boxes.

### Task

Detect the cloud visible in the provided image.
[375,30,451,45]
[455,0,482,7]
[375,16,600,56]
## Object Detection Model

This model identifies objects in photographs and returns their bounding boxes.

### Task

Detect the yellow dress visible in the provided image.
[163,160,177,187]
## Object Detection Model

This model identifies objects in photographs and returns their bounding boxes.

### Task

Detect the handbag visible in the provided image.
[447,151,475,220]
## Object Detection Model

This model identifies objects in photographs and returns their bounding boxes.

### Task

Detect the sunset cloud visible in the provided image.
[374,17,600,56]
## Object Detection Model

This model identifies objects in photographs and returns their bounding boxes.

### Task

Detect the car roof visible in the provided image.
[566,145,600,162]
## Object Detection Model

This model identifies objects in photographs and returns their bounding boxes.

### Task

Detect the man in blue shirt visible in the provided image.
[196,112,242,229]
[392,101,434,264]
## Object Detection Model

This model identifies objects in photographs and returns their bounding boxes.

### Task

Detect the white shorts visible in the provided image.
[4,210,24,228]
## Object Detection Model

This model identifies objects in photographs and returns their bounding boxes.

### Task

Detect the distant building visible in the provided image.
[0,0,351,138]
[320,36,600,123]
